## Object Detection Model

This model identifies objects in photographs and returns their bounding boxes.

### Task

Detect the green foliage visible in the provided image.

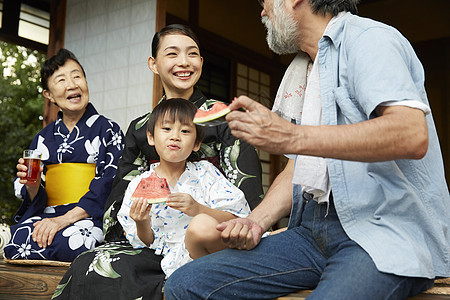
[0,41,46,225]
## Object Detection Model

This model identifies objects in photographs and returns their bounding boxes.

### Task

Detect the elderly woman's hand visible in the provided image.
[32,207,89,249]
[32,216,69,249]
[16,157,43,200]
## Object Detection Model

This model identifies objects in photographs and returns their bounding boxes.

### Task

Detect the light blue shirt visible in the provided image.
[291,12,449,278]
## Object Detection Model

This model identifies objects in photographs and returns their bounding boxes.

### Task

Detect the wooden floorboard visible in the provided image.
[276,278,450,300]
[0,258,69,299]
[1,256,449,299]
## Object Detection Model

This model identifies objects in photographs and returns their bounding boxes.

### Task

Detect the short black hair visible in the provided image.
[147,98,205,145]
[151,24,200,57]
[40,48,86,90]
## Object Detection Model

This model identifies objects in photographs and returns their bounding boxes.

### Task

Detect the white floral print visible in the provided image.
[85,136,101,163]
[62,219,103,250]
[108,128,123,150]
[18,243,31,257]
[6,226,46,259]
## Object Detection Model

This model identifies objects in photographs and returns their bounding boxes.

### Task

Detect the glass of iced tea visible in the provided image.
[23,150,42,183]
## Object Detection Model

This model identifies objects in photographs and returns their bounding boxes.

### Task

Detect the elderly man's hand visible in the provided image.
[226,96,296,155]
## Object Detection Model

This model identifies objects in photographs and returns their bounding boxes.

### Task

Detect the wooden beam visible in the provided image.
[0,0,48,54]
[2,0,20,37]
[189,0,199,28]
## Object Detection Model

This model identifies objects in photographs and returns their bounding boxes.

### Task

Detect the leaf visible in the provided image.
[135,113,151,130]
[221,140,255,187]
[85,246,143,279]
[133,155,145,166]
[123,170,143,181]
[102,204,117,238]
[110,248,142,256]
[229,140,241,162]
[92,251,121,278]
[199,99,222,111]
[51,275,72,299]
[197,143,219,158]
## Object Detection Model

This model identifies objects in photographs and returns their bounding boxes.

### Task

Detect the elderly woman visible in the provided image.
[4,49,124,262]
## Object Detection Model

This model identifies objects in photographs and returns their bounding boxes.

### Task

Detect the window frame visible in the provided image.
[0,0,49,52]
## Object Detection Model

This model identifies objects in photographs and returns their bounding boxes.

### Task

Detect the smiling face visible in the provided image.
[147,114,201,165]
[148,34,203,99]
[43,59,89,120]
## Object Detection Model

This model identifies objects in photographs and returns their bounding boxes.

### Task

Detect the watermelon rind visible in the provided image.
[147,197,168,204]
[130,196,168,204]
[194,107,231,124]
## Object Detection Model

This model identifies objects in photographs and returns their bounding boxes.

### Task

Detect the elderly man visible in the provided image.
[164,0,449,299]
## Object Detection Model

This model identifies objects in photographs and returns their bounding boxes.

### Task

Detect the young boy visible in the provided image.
[117,98,250,277]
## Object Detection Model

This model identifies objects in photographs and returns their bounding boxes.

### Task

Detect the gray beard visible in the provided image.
[261,6,300,55]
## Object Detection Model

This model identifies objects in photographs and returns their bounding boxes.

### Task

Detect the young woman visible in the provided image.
[53,24,263,300]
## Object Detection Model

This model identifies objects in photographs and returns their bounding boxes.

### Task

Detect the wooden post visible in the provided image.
[152,0,167,109]
[43,0,66,128]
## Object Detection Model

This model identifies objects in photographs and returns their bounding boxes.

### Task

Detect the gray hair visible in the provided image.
[309,0,360,16]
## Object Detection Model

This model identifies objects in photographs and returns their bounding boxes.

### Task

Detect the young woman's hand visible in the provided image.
[166,193,200,216]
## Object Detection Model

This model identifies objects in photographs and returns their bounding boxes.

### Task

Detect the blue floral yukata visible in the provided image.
[4,103,124,262]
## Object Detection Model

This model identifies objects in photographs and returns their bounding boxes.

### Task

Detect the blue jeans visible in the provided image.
[164,197,434,299]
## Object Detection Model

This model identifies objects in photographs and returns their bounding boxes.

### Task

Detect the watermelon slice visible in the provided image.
[193,102,230,124]
[131,172,171,204]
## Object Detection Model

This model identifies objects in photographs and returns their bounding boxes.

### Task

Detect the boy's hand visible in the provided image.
[166,193,199,216]
[129,198,151,224]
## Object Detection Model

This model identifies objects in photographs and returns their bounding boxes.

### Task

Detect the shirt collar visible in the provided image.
[322,11,352,48]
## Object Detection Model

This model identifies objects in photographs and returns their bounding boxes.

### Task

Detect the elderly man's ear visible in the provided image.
[292,0,306,10]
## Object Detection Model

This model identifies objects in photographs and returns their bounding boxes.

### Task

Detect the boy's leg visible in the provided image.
[309,239,434,300]
[165,227,325,300]
[185,213,224,259]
